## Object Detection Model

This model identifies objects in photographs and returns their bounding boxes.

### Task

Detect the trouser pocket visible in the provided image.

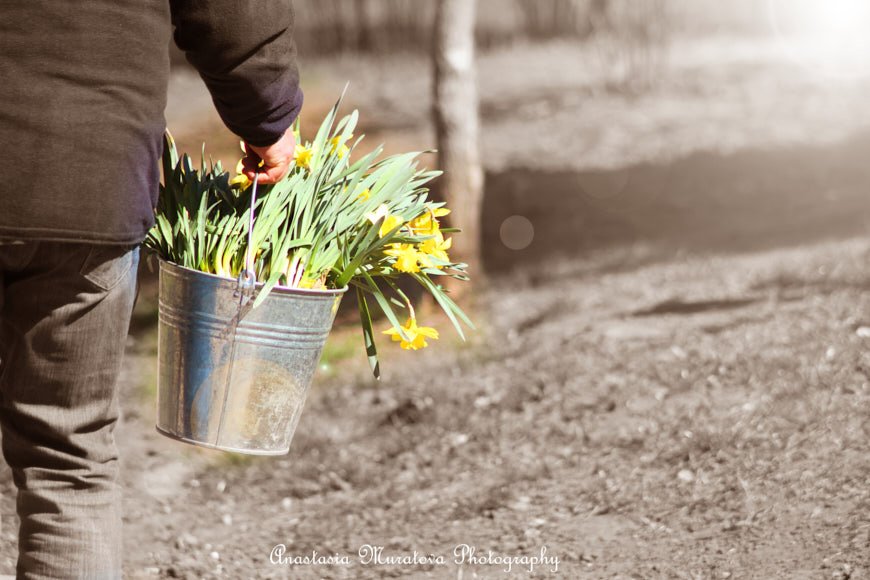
[79,244,139,292]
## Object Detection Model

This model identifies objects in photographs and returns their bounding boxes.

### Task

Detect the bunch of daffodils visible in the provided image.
[145,96,472,377]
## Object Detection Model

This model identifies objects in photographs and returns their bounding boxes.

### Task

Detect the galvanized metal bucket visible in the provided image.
[156,260,346,455]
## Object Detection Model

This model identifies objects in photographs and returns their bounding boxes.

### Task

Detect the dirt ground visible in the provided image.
[2,35,870,578]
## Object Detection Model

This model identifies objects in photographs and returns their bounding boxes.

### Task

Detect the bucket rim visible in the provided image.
[158,259,349,296]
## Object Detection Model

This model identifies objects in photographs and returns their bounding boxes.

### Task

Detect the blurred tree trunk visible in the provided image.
[588,0,611,33]
[433,0,484,286]
[355,0,375,52]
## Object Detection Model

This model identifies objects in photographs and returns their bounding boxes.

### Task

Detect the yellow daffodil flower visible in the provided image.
[229,159,252,190]
[294,144,314,170]
[356,188,371,202]
[383,317,439,350]
[229,174,251,190]
[328,135,351,159]
[366,204,404,237]
[418,231,452,267]
[410,206,450,235]
[380,214,403,238]
[384,243,421,273]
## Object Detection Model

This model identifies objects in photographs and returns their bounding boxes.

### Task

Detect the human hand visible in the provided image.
[241,128,297,184]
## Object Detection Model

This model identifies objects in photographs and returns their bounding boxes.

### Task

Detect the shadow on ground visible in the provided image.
[482,129,870,275]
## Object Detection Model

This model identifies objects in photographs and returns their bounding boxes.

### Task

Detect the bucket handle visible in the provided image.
[218,172,261,443]
[237,173,259,295]
[219,173,259,340]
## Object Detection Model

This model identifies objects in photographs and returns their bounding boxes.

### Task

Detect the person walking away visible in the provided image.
[0,1,302,577]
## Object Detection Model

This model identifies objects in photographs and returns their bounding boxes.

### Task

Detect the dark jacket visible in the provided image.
[0,0,302,245]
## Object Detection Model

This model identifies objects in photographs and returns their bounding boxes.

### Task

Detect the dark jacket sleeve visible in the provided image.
[169,0,303,146]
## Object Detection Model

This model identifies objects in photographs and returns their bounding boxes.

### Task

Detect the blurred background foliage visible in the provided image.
[171,1,769,65]
[286,0,767,54]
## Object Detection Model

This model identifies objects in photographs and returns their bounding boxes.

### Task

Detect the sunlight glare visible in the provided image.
[768,0,870,78]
